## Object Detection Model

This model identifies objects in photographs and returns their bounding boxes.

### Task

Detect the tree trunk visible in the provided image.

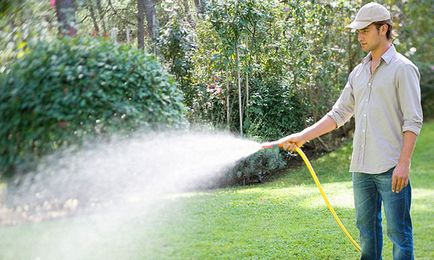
[110,27,118,42]
[144,0,158,42]
[245,71,249,108]
[193,0,204,15]
[87,1,99,36]
[226,68,231,129]
[96,0,107,36]
[236,42,243,136]
[137,0,145,49]
[55,0,77,36]
[183,0,195,27]
[347,0,353,75]
[347,24,352,74]
[126,26,131,43]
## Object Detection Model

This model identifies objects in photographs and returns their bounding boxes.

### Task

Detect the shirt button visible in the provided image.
[362,130,366,133]
[363,114,367,117]
[368,83,372,86]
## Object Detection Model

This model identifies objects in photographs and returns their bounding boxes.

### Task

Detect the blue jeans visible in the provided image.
[352,168,414,260]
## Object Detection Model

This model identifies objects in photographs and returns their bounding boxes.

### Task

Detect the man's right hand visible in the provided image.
[277,132,307,151]
[262,115,336,152]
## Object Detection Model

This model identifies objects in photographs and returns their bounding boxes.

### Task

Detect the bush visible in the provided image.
[226,147,287,185]
[245,79,306,141]
[0,37,186,178]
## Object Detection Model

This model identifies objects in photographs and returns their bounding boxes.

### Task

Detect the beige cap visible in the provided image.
[346,2,391,30]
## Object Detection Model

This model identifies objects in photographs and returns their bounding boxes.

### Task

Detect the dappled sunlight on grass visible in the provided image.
[412,188,434,212]
[238,186,319,206]
[302,183,355,209]
[214,182,355,210]
[303,193,354,209]
[413,188,434,200]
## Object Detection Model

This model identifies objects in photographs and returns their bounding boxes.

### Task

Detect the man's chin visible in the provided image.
[360,45,369,52]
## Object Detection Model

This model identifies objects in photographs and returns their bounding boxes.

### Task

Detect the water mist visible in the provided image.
[0,130,261,260]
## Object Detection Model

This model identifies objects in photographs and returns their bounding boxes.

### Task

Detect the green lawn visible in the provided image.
[1,121,433,259]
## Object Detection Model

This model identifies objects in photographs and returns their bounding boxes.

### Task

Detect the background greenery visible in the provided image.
[1,0,432,180]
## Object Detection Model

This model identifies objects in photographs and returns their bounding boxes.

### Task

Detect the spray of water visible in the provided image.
[1,130,261,259]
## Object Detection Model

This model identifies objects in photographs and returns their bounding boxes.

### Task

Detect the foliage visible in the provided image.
[245,81,306,140]
[394,0,434,64]
[17,0,428,137]
[0,0,56,69]
[158,12,196,107]
[189,19,227,125]
[190,0,360,141]
[190,83,227,125]
[0,36,186,178]
[0,0,26,16]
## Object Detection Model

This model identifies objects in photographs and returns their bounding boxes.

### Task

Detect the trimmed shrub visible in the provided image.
[0,37,186,178]
[227,147,287,185]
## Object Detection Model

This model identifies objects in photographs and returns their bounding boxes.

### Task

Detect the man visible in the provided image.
[266,2,423,259]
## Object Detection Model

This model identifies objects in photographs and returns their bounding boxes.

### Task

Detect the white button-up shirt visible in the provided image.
[327,45,423,173]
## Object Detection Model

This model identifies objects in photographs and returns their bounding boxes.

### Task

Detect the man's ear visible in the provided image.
[380,24,388,36]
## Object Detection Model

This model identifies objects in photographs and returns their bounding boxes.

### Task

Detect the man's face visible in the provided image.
[356,24,385,52]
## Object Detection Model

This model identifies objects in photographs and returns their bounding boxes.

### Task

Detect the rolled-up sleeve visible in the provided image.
[327,79,355,128]
[397,63,423,135]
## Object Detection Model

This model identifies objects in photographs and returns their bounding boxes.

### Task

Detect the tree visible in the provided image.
[137,0,158,50]
[137,0,145,49]
[144,0,159,43]
[194,0,205,15]
[183,0,195,27]
[85,1,100,35]
[95,0,107,36]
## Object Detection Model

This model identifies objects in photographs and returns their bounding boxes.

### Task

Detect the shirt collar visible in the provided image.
[362,44,396,65]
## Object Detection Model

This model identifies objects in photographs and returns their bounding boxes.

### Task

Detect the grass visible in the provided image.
[0,121,433,259]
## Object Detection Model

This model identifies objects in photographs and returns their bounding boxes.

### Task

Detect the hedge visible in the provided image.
[0,37,186,178]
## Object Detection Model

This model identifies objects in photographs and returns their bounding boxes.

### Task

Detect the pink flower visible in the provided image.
[50,0,56,8]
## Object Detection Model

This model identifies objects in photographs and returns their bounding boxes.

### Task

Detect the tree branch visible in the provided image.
[108,0,136,26]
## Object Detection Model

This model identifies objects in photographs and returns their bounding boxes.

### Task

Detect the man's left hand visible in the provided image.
[392,162,410,193]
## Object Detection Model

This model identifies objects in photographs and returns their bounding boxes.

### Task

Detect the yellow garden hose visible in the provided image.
[261,143,361,252]
[294,147,361,252]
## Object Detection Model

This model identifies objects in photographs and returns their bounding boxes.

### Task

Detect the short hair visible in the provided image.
[373,20,393,40]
